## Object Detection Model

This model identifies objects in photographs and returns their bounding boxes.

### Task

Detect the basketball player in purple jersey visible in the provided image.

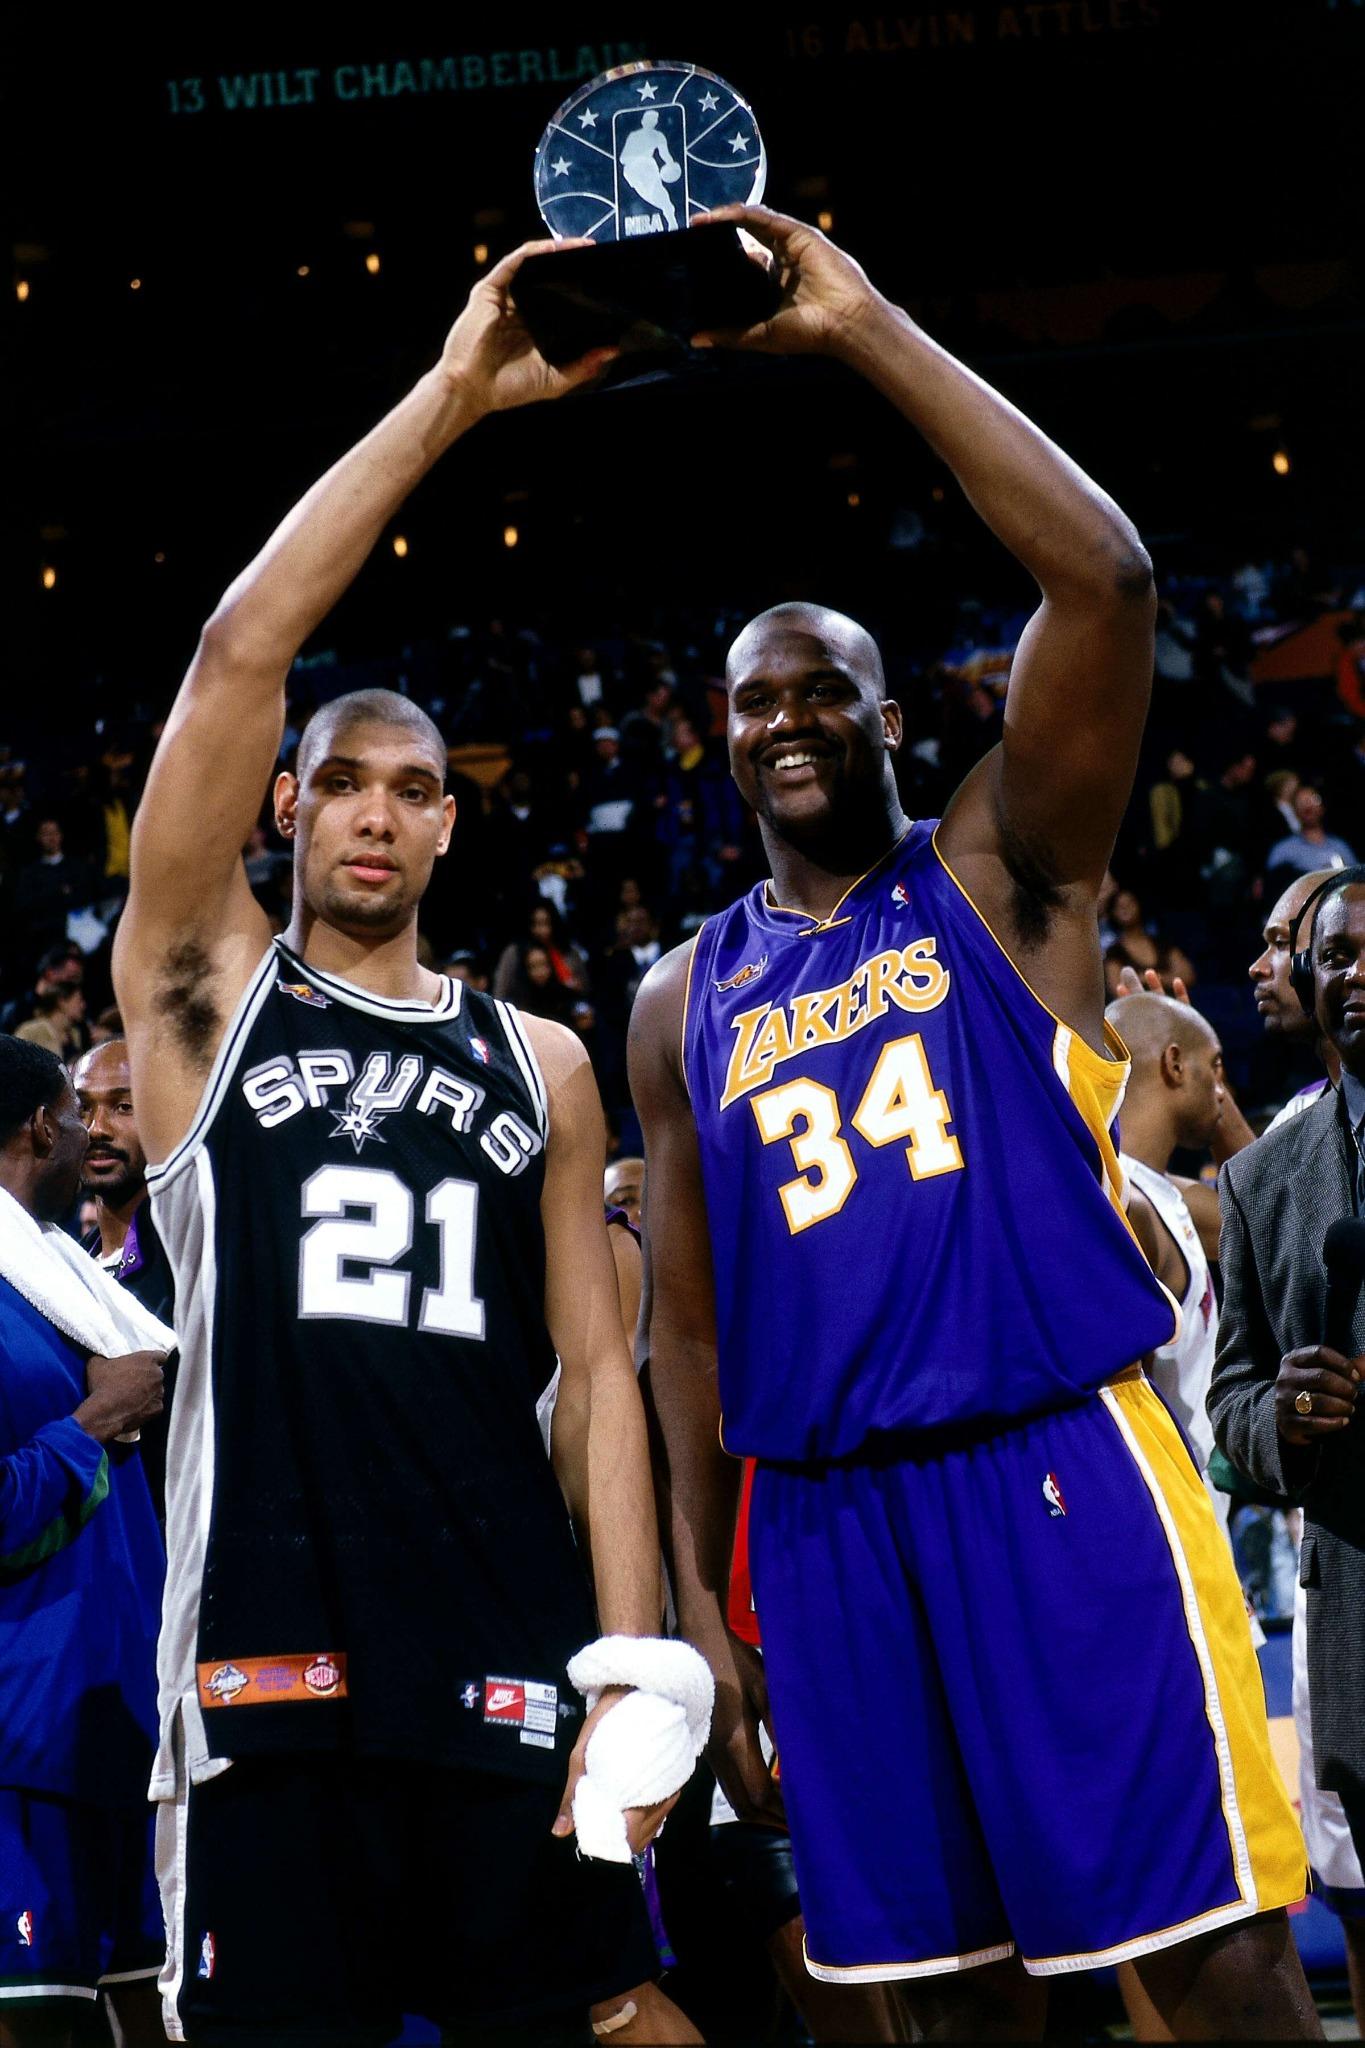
[631,206,1317,2038]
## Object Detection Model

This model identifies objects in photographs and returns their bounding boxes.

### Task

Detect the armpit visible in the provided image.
[157,938,222,1066]
[995,808,1066,950]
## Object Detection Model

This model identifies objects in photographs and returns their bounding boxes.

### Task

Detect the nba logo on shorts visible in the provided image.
[1042,1471,1067,1518]
[198,1931,216,1980]
[16,1910,33,1948]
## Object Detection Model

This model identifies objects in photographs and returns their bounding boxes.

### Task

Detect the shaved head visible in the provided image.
[1268,866,1340,937]
[1108,993,1218,1070]
[726,603,886,694]
[296,690,447,787]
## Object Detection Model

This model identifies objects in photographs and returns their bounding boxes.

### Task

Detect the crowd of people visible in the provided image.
[3,203,1364,2048]
[4,547,1363,1156]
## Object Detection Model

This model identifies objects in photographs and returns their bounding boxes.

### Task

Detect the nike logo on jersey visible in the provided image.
[720,938,950,1109]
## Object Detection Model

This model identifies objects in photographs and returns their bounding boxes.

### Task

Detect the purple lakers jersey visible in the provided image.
[683,821,1178,1461]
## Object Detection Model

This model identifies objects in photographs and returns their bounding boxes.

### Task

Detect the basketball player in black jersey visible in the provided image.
[114,241,691,2046]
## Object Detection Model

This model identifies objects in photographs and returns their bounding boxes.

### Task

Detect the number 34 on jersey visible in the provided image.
[751,1031,963,1236]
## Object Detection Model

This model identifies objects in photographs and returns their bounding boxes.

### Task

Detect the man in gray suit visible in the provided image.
[1211,869,1365,1857]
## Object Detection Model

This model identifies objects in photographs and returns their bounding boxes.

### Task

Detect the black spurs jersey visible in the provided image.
[147,940,597,1790]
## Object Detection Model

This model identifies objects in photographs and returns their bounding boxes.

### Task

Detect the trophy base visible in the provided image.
[511,222,781,368]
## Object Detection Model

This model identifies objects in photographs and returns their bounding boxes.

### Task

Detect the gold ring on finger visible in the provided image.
[1295,1390,1314,1417]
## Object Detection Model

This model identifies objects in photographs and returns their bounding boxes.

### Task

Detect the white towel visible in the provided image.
[566,1634,714,1862]
[0,1185,175,1358]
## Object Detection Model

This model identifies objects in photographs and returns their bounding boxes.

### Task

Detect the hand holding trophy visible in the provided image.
[513,61,782,366]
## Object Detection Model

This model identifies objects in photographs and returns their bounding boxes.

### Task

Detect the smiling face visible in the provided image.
[1313,885,1365,1071]
[726,606,901,845]
[276,721,455,940]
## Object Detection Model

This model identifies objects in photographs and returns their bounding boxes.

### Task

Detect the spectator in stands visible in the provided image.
[15,981,88,1063]
[504,943,578,1028]
[1103,887,1197,997]
[1194,589,1254,706]
[90,1006,124,1048]
[1262,706,1304,785]
[573,646,607,711]
[13,818,99,961]
[604,1156,644,1233]
[1326,723,1365,834]
[1266,786,1357,888]
[493,902,590,1003]
[443,950,490,992]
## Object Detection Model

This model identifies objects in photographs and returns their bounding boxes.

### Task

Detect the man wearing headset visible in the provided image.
[1212,867,1365,1880]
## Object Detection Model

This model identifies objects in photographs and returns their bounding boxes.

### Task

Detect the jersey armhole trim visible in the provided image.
[678,929,705,1103]
[145,946,278,1196]
[930,829,1122,1075]
[493,1001,550,1143]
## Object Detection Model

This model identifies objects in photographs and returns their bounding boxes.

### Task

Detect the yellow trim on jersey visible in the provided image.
[762,825,914,934]
[678,928,704,1103]
[1097,1380,1307,1925]
[933,831,1180,1346]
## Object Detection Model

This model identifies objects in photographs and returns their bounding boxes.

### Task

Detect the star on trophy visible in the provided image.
[512,61,781,364]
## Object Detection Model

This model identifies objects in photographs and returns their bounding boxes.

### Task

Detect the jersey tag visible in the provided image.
[481,1675,560,1745]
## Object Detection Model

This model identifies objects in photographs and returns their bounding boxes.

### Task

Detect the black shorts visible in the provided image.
[159,1756,657,2045]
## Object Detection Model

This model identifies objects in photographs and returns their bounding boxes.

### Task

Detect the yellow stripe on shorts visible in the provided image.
[1101,1375,1306,1917]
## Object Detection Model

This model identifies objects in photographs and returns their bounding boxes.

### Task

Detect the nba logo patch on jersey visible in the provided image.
[204,1662,249,1703]
[277,979,331,1008]
[198,1932,216,1980]
[303,1655,342,1697]
[16,1910,33,1949]
[470,1035,491,1065]
[460,1682,481,1710]
[1042,1472,1067,1518]
[890,883,910,910]
[714,955,767,994]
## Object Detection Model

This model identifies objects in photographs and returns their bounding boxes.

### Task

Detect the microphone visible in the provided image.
[1323,1218,1365,1356]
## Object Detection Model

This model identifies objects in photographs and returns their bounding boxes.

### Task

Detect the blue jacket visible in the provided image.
[0,1275,163,1805]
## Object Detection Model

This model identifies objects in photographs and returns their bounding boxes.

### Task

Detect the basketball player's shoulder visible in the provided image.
[629,935,699,1080]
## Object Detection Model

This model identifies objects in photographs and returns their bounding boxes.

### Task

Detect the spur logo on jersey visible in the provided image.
[241,1049,542,1177]
[198,1932,216,1981]
[203,1661,250,1702]
[714,955,768,994]
[720,938,950,1109]
[1042,1472,1068,1518]
[277,978,331,1008]
[16,1910,33,1948]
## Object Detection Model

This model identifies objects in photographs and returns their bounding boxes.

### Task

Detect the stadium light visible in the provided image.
[503,524,519,549]
[297,264,311,278]
[130,277,142,291]
[392,534,409,558]
[365,252,381,275]
[41,566,56,590]
[1272,449,1291,476]
[154,552,166,565]
[847,491,861,508]
[16,280,29,302]
[817,211,834,231]
[473,244,489,265]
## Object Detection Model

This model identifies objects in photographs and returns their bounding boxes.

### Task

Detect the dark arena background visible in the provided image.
[7,4,1365,2038]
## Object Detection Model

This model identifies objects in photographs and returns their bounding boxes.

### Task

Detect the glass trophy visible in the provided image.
[512,61,781,365]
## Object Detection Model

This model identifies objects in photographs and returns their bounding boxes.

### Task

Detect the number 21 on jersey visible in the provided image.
[750,1031,963,1234]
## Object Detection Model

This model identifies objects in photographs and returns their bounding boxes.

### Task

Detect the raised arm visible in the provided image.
[628,943,784,1827]
[114,242,615,1158]
[698,205,1155,1017]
